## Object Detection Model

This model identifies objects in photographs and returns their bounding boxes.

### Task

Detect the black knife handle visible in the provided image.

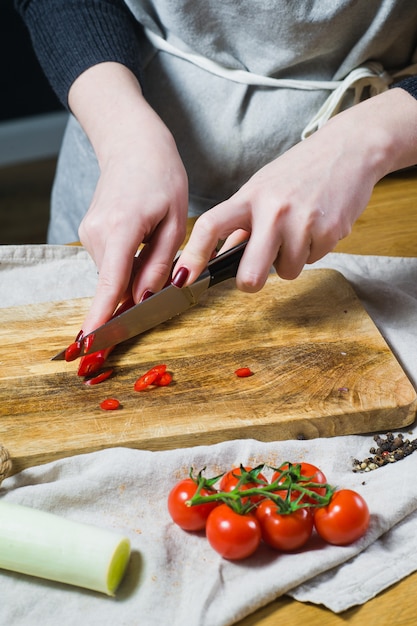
[207,241,247,287]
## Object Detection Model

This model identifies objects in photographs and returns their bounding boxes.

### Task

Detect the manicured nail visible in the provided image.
[140,290,154,302]
[171,266,189,288]
[75,329,84,341]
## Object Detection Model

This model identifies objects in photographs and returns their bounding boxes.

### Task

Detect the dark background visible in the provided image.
[1,0,62,121]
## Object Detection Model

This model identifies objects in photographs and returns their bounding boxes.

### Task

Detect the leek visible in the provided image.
[0,501,131,595]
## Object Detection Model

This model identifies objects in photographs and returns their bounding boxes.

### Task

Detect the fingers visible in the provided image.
[172,190,346,294]
[131,218,187,301]
[171,200,246,288]
[81,236,139,334]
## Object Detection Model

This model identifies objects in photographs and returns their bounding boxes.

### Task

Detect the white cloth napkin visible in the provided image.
[0,245,416,625]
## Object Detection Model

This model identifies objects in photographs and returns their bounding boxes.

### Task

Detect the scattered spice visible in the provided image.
[352,432,417,472]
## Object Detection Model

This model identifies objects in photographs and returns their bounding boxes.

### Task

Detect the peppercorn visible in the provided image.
[352,431,417,472]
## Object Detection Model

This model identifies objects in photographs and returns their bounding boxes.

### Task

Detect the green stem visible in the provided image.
[186,467,334,515]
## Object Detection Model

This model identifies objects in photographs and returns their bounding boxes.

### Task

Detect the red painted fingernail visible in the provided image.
[140,290,154,303]
[75,329,84,341]
[171,266,189,288]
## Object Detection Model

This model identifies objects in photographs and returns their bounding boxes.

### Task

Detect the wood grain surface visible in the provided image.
[1,269,415,476]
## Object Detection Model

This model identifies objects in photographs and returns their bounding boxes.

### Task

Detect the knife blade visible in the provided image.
[51,241,247,360]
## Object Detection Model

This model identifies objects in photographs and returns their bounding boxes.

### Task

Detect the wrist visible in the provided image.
[68,62,154,165]
[324,88,417,181]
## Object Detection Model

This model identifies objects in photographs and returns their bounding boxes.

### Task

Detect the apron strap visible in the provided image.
[145,28,417,140]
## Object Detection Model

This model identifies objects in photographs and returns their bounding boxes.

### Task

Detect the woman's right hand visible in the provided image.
[69,62,189,335]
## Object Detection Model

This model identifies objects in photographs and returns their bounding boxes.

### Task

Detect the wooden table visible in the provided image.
[234,167,417,625]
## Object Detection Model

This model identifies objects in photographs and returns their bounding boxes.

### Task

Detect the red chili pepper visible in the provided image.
[78,347,114,377]
[234,367,254,378]
[134,364,168,391]
[65,341,82,362]
[77,296,137,376]
[99,397,120,410]
[134,370,159,391]
[147,364,167,377]
[83,368,114,386]
[154,372,173,387]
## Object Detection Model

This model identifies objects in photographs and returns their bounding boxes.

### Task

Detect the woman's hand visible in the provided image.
[69,63,188,334]
[173,88,417,292]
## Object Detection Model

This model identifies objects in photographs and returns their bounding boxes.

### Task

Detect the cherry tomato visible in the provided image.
[272,462,328,504]
[234,367,253,378]
[313,489,370,546]
[219,466,268,504]
[256,500,313,551]
[99,398,120,410]
[168,478,218,531]
[206,504,262,560]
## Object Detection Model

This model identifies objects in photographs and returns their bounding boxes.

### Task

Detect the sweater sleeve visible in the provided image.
[14,0,144,108]
[393,75,417,100]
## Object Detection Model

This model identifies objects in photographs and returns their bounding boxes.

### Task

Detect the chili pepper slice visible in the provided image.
[154,372,173,387]
[65,341,82,362]
[78,347,114,377]
[134,364,168,391]
[83,368,114,386]
[134,370,159,391]
[146,364,167,377]
[99,398,120,410]
[234,367,254,378]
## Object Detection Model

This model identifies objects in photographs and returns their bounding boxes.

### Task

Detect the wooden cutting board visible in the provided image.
[1,269,416,476]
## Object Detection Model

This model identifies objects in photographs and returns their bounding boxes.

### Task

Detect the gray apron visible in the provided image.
[48,0,417,243]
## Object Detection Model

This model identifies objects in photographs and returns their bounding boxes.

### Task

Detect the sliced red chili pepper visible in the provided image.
[234,367,254,378]
[154,372,173,387]
[65,341,82,362]
[134,371,159,391]
[134,364,168,391]
[83,332,96,353]
[99,398,120,410]
[83,368,114,386]
[147,364,167,377]
[133,377,150,391]
[78,347,114,377]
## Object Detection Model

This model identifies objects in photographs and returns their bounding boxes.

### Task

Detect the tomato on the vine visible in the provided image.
[313,489,370,545]
[168,478,218,531]
[206,504,262,560]
[272,462,327,504]
[256,500,313,551]
[219,466,268,504]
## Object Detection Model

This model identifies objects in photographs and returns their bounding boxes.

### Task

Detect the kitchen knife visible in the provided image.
[51,241,247,360]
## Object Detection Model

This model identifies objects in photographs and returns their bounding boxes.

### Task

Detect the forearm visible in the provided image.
[14,0,143,107]
[68,61,176,172]
[324,86,417,181]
